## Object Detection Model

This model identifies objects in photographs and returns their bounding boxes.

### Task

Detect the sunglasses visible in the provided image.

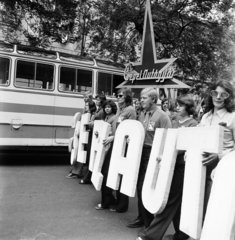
[210,90,229,99]
[117,94,124,98]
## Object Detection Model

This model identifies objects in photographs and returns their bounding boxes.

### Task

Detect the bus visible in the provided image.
[0,41,125,151]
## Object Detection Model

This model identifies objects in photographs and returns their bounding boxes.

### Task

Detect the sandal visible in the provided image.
[95,204,108,210]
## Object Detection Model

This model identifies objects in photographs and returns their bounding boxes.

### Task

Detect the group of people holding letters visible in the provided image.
[69,79,235,240]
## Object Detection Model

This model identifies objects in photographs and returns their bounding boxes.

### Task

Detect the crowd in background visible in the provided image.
[66,80,235,240]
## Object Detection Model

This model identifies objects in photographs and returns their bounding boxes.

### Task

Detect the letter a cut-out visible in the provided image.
[142,129,178,214]
[77,113,91,164]
[89,120,111,191]
[177,126,223,239]
[106,120,145,197]
[201,151,235,240]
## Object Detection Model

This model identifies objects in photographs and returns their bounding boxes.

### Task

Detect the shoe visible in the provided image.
[126,218,144,228]
[95,203,108,210]
[163,235,191,240]
[66,172,81,179]
[79,179,92,184]
[110,208,116,212]
[109,206,128,213]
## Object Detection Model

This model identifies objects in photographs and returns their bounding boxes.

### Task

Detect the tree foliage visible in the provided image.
[1,0,235,82]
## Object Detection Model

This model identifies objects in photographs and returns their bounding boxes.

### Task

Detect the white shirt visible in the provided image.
[199,108,235,159]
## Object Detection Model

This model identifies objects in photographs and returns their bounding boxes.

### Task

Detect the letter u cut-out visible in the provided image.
[106,120,145,197]
[142,128,178,214]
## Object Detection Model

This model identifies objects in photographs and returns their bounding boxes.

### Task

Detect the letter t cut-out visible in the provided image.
[106,120,145,197]
[177,126,223,240]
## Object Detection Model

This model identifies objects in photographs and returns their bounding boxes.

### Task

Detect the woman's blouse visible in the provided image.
[173,118,198,165]
[199,108,235,160]
[104,113,116,136]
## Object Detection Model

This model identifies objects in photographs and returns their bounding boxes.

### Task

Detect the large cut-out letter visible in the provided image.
[77,113,91,164]
[142,129,178,214]
[70,112,81,164]
[201,151,235,240]
[177,126,223,239]
[89,120,111,191]
[106,120,145,197]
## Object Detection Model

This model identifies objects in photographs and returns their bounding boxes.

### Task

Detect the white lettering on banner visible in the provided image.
[142,129,178,214]
[106,120,145,197]
[177,126,223,240]
[201,151,235,240]
[124,62,175,83]
[89,121,111,191]
[76,113,91,164]
[70,112,81,165]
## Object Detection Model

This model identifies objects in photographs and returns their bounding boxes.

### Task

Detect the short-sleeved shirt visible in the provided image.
[138,105,172,147]
[199,108,235,160]
[105,113,117,136]
[113,105,136,134]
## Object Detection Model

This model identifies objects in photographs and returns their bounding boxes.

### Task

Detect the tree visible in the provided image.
[86,0,235,82]
[0,0,79,47]
[1,0,235,82]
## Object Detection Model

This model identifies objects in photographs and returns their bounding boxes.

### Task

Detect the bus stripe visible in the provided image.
[0,102,82,116]
[0,124,74,139]
[0,88,86,99]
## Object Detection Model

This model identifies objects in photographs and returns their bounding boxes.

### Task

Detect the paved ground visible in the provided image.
[0,151,174,240]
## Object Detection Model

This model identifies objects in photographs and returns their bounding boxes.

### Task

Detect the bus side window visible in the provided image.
[76,68,92,94]
[59,66,92,93]
[0,57,10,86]
[60,67,75,92]
[97,72,112,96]
[15,60,54,90]
[98,72,124,97]
[36,63,54,90]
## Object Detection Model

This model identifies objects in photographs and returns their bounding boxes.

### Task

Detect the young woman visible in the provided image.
[199,80,235,216]
[66,92,96,179]
[80,94,107,184]
[137,95,198,240]
[161,98,178,122]
[95,87,136,213]
[95,100,118,210]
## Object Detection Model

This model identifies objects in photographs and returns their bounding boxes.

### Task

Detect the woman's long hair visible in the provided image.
[117,87,133,106]
[205,80,235,113]
[103,100,117,117]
